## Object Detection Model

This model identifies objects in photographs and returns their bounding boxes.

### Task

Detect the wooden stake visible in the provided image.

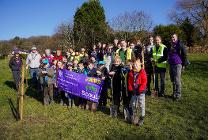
[25,67,28,88]
[19,64,25,121]
[142,45,145,69]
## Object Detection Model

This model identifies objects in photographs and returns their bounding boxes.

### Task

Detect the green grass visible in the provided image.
[0,54,208,140]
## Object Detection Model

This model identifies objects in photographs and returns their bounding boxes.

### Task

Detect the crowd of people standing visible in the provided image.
[9,33,189,126]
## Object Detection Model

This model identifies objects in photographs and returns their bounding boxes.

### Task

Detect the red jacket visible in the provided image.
[41,55,54,65]
[53,55,63,61]
[128,69,147,94]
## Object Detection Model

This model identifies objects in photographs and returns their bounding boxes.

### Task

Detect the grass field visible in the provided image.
[0,54,208,140]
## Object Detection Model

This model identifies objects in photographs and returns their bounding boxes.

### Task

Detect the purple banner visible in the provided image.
[57,69,103,103]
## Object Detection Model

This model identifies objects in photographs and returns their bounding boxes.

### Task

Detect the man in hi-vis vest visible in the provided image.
[151,36,168,97]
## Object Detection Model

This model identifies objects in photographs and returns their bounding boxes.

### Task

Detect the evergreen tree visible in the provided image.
[73,0,109,49]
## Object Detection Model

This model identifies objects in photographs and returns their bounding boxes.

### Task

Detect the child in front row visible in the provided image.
[96,61,109,111]
[39,59,55,105]
[127,58,147,126]
[86,61,98,112]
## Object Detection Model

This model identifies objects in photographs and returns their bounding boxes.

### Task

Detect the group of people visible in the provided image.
[9,33,189,126]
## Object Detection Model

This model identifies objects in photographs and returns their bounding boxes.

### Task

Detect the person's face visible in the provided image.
[172,34,178,43]
[53,60,57,66]
[88,63,94,70]
[129,43,135,49]
[121,41,127,48]
[75,52,79,56]
[81,48,85,53]
[78,63,84,69]
[133,60,141,72]
[114,39,118,46]
[69,48,73,53]
[68,66,73,71]
[43,63,49,68]
[127,62,133,70]
[93,45,96,50]
[84,53,89,57]
[149,37,154,44]
[137,40,141,45]
[102,44,106,48]
[155,37,161,45]
[98,64,104,69]
[57,62,63,68]
[56,50,61,56]
[98,42,102,48]
[114,58,121,66]
[62,57,67,63]
[32,49,36,53]
[121,41,127,50]
[45,49,50,56]
[117,44,121,49]
[73,60,78,66]
[15,53,19,57]
[90,57,95,62]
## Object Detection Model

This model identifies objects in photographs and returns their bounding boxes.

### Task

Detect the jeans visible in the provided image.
[155,67,166,95]
[145,68,152,93]
[43,84,54,105]
[169,64,182,98]
[12,70,21,90]
[129,93,145,118]
[29,68,39,85]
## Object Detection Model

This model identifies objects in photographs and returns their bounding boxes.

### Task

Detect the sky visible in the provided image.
[0,0,176,40]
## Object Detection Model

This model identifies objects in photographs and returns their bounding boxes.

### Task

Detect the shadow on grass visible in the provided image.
[24,79,43,104]
[164,94,174,100]
[4,81,16,90]
[4,79,43,104]
[8,98,19,121]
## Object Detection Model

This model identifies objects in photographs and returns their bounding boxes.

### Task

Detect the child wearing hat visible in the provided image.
[9,49,22,90]
[39,59,55,105]
[86,61,98,112]
[97,61,109,111]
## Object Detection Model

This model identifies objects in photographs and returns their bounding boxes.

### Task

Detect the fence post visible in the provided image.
[19,64,25,121]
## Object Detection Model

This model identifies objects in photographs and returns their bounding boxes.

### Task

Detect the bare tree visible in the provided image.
[56,22,75,48]
[110,10,153,32]
[170,0,208,45]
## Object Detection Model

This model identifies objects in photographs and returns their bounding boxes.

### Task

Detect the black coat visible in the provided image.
[9,56,22,71]
[110,64,124,91]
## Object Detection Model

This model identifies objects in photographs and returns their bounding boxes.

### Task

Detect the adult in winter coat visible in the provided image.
[9,50,23,90]
[168,34,189,100]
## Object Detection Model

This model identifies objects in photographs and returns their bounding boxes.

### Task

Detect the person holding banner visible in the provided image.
[97,61,109,111]
[39,59,55,105]
[77,61,88,108]
[86,61,98,112]
[57,61,69,106]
